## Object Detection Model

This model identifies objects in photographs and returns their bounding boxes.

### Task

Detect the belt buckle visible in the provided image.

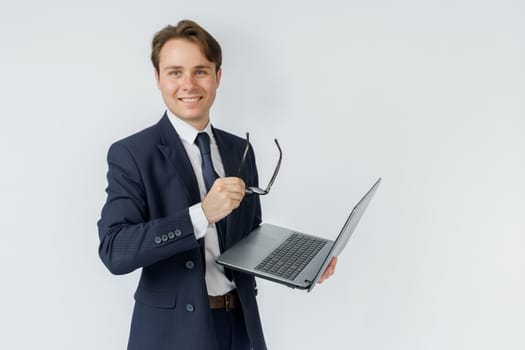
[224,293,232,312]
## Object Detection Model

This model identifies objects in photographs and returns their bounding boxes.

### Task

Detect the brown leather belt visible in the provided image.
[208,290,239,311]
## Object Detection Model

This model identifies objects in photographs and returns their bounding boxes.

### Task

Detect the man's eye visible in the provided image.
[196,70,208,76]
[169,71,181,77]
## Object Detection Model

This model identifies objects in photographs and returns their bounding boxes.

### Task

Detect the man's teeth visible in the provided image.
[180,97,200,102]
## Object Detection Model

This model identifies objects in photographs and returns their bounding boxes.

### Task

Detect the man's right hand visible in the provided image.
[201,177,246,224]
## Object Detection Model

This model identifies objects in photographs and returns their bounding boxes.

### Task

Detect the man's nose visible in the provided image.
[181,74,196,90]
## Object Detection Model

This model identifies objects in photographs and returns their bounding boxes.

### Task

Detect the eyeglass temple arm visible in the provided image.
[237,132,250,178]
[264,139,282,192]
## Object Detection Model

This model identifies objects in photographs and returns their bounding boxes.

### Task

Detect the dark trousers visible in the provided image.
[212,307,251,350]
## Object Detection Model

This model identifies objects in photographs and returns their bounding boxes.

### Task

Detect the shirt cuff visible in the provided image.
[189,203,210,239]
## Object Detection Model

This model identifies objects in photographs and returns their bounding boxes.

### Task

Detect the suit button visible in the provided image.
[168,231,175,239]
[154,236,162,244]
[161,234,168,242]
[186,304,195,312]
[185,261,195,269]
[174,229,182,237]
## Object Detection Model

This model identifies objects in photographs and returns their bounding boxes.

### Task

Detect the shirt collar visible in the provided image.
[166,109,214,146]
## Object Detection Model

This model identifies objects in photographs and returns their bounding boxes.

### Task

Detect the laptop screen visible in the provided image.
[308,178,381,291]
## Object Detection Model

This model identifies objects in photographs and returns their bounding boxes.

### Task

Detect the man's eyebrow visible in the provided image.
[163,65,183,71]
[163,64,213,71]
[194,64,213,70]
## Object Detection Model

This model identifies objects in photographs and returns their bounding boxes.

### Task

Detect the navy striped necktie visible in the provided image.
[195,132,232,280]
[195,132,218,192]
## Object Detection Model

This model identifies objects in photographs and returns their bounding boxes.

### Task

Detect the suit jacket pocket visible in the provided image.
[134,287,177,309]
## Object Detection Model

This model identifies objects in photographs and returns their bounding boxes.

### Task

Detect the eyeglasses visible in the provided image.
[237,132,282,195]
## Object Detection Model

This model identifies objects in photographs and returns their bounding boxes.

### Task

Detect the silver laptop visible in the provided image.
[217,178,381,292]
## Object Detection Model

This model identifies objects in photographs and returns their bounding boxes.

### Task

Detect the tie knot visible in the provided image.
[195,132,211,156]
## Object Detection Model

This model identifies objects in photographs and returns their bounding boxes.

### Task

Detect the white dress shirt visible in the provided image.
[166,110,236,296]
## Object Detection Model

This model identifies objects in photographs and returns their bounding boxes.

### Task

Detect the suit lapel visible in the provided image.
[212,126,240,178]
[212,126,244,249]
[156,114,201,205]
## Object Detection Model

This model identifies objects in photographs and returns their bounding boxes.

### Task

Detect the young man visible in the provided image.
[98,20,336,350]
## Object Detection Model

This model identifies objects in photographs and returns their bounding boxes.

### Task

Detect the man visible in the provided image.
[98,20,336,350]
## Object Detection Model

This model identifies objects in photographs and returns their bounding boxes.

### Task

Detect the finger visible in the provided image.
[212,180,245,193]
[213,186,246,202]
[229,192,245,202]
[327,259,337,274]
[318,271,329,284]
[318,258,337,284]
[327,257,337,270]
[216,177,246,186]
[224,183,247,194]
[223,186,247,201]
[222,194,244,207]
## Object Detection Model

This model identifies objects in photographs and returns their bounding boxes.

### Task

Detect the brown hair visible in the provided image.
[151,19,222,73]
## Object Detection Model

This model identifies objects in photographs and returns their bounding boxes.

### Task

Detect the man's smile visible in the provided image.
[178,97,202,103]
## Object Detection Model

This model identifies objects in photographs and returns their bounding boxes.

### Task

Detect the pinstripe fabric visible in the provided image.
[98,114,267,350]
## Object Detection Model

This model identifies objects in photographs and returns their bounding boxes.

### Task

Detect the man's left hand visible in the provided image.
[317,256,337,284]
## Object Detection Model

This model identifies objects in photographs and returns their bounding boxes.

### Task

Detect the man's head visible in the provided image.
[152,20,223,130]
[151,20,222,74]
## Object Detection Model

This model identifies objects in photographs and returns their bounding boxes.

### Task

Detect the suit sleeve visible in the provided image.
[97,142,199,275]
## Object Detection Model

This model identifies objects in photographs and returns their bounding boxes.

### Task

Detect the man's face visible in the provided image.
[155,39,221,130]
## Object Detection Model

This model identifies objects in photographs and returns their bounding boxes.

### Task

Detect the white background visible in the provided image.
[0,1,523,349]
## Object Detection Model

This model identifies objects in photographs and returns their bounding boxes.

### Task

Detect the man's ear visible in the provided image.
[216,68,222,87]
[154,69,160,88]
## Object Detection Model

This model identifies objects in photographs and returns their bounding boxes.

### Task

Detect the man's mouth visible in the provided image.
[179,97,202,103]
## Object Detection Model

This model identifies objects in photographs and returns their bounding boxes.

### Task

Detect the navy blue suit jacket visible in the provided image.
[98,114,267,350]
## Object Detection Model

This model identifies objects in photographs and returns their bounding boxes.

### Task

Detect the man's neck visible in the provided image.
[167,110,210,131]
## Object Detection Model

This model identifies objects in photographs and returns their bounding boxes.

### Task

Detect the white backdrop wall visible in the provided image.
[0,1,523,349]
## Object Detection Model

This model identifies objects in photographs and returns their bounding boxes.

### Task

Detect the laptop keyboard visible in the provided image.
[255,233,328,281]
